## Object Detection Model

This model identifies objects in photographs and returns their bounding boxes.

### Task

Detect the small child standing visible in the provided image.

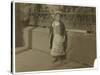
[49,12,67,65]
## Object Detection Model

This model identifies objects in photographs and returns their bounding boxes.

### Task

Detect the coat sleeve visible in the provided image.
[64,31,68,51]
[49,26,53,49]
[62,22,68,51]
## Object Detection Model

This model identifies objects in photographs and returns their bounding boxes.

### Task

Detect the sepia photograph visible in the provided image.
[12,2,96,73]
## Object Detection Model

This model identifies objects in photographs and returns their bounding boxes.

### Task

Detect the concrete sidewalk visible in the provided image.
[16,47,88,72]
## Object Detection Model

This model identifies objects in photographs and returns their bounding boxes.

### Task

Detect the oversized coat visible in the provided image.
[49,21,67,56]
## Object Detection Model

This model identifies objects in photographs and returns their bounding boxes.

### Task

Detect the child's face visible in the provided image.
[54,13,61,21]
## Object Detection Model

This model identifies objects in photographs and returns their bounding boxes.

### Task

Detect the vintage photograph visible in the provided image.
[13,2,96,72]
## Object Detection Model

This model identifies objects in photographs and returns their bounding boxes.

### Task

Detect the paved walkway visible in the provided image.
[15,47,88,72]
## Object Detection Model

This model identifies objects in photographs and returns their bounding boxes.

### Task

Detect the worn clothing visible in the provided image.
[50,21,67,56]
